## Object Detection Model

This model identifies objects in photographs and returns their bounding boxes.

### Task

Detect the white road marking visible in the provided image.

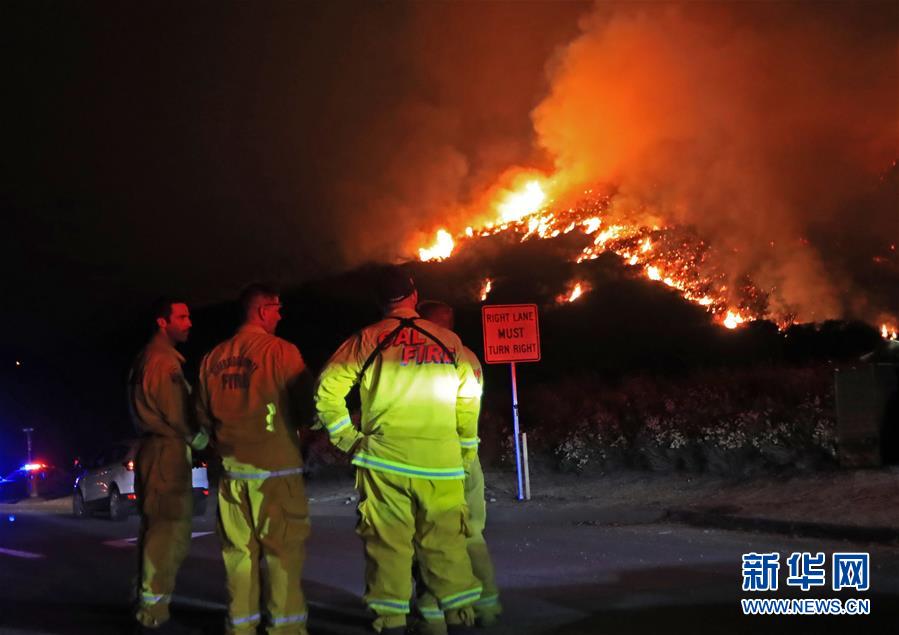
[0,546,45,559]
[191,531,215,539]
[104,530,214,548]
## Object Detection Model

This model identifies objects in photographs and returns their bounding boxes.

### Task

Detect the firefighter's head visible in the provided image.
[375,265,417,313]
[417,300,454,330]
[152,297,191,344]
[240,283,282,335]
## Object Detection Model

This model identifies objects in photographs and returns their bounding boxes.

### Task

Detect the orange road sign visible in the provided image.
[481,304,541,364]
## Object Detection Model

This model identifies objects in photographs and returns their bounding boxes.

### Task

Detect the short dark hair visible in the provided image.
[239,283,279,316]
[151,296,186,323]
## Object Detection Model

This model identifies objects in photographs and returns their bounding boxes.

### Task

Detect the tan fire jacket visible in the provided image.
[197,324,311,474]
[129,332,194,440]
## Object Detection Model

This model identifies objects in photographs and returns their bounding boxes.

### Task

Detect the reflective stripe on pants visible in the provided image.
[356,468,479,631]
[135,438,193,628]
[417,456,502,622]
[218,473,310,634]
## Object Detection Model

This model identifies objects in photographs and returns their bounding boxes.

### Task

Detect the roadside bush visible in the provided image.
[496,364,838,477]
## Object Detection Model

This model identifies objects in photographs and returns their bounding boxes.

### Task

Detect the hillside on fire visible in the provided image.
[152,234,889,481]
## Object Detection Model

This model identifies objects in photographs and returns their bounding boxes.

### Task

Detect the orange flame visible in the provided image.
[479,278,493,302]
[722,311,746,330]
[568,283,584,302]
[557,281,588,304]
[419,229,454,262]
[881,323,898,340]
[496,180,547,223]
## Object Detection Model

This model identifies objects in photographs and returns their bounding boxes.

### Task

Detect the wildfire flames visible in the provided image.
[419,177,768,330]
[418,229,455,262]
[557,281,586,305]
[497,180,548,223]
[479,278,492,302]
[417,177,896,338]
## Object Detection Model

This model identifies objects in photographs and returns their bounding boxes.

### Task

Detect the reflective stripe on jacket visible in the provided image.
[315,307,481,479]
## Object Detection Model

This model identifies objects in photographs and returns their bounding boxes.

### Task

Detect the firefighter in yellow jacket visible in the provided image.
[196,284,313,635]
[129,298,208,635]
[315,267,483,635]
[415,301,502,633]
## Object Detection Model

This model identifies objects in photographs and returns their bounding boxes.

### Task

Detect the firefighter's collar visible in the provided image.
[385,307,420,320]
[150,332,185,363]
[238,324,269,336]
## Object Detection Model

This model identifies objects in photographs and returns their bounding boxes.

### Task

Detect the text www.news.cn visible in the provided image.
[741,598,871,616]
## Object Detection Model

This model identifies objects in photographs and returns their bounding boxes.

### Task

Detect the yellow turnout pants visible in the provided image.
[356,468,481,632]
[417,456,502,627]
[217,471,310,635]
[135,437,193,627]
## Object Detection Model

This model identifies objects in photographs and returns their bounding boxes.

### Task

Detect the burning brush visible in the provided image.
[418,178,772,330]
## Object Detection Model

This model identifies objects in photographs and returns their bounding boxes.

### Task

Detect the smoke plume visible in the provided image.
[532,1,898,321]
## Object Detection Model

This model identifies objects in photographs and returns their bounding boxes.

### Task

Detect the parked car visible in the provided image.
[73,440,209,520]
[0,463,72,502]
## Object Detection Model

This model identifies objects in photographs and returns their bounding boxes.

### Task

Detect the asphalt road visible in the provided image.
[1,493,897,634]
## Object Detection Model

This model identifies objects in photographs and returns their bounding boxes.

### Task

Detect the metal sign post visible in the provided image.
[510,362,524,500]
[482,304,541,502]
[521,432,531,500]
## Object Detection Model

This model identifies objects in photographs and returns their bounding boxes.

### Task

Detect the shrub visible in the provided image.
[489,364,839,476]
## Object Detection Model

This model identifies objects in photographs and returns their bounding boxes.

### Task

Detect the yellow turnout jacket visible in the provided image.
[315,307,482,480]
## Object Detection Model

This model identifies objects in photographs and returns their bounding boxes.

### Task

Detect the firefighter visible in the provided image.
[315,266,482,635]
[129,298,208,635]
[414,301,502,633]
[196,284,314,635]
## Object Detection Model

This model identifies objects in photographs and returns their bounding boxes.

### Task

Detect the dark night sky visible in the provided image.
[1,1,588,354]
